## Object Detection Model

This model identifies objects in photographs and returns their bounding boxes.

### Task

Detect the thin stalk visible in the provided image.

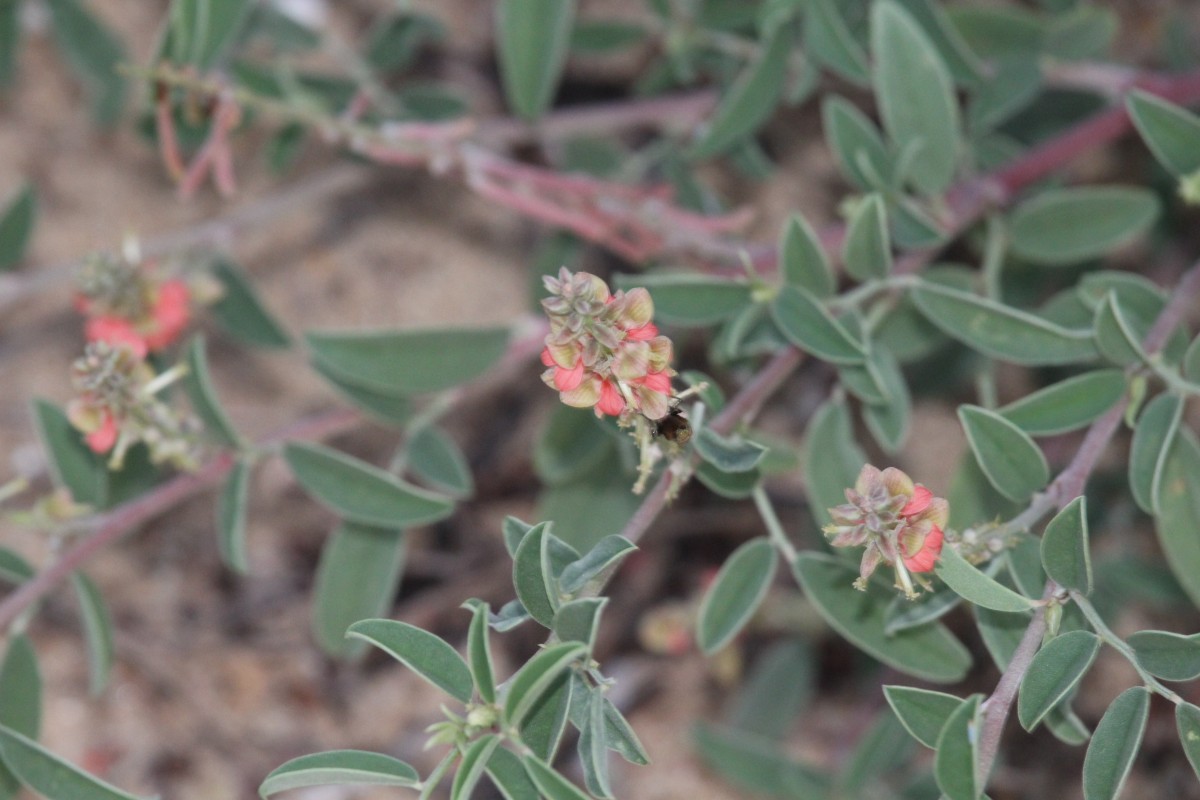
[752,486,799,565]
[1071,591,1182,704]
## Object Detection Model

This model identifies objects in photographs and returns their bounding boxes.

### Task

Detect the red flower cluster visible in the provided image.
[77,277,192,360]
[540,269,675,421]
[824,465,948,598]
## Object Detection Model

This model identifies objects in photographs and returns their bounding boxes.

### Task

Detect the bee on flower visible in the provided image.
[824,465,948,599]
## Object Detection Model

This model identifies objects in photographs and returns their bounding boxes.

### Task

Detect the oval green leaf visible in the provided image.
[503,642,586,729]
[0,724,149,800]
[467,602,497,704]
[822,96,892,190]
[693,428,767,473]
[216,457,251,574]
[259,750,419,798]
[1082,687,1149,800]
[1009,187,1159,266]
[553,597,606,655]
[513,522,556,627]
[1017,630,1101,731]
[1128,631,1200,682]
[614,273,752,327]
[999,370,1126,436]
[780,213,834,297]
[406,425,473,498]
[1129,393,1183,514]
[771,285,866,364]
[211,258,292,348]
[696,538,777,654]
[872,0,961,195]
[933,694,982,800]
[1176,702,1200,782]
[935,546,1035,612]
[883,686,964,749]
[558,535,636,595]
[793,554,971,683]
[1127,90,1200,178]
[1041,496,1092,595]
[1155,430,1200,610]
[804,398,867,525]
[70,572,113,696]
[496,0,575,121]
[690,25,792,159]
[346,619,472,703]
[306,326,509,396]
[284,442,455,528]
[959,404,1049,503]
[451,735,501,800]
[523,754,590,800]
[842,194,892,281]
[486,747,540,800]
[0,183,35,271]
[805,0,869,83]
[182,335,241,448]
[312,523,406,659]
[911,281,1098,365]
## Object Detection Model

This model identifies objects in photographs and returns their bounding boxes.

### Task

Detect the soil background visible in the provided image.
[1,1,1199,799]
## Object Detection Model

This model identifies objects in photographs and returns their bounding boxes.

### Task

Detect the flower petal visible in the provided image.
[881,467,915,499]
[85,316,149,359]
[554,358,585,391]
[596,380,626,416]
[625,322,658,341]
[901,525,944,573]
[560,374,601,408]
[901,485,933,516]
[84,411,119,454]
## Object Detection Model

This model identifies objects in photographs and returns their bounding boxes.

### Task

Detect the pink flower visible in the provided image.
[85,317,149,359]
[85,410,119,454]
[142,280,191,351]
[596,380,626,416]
[901,523,944,573]
[901,485,933,516]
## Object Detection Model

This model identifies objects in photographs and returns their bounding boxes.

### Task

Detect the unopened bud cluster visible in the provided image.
[67,342,202,470]
[540,268,675,421]
[824,465,947,599]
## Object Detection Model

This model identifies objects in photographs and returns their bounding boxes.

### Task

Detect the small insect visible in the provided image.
[652,404,692,446]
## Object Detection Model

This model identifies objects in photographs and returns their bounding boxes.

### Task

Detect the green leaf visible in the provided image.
[967,58,1041,133]
[692,724,831,798]
[306,326,509,395]
[166,0,253,69]
[600,695,649,765]
[570,20,647,54]
[0,724,149,800]
[771,285,866,364]
[31,398,108,508]
[959,404,1048,503]
[210,258,292,348]
[696,461,762,499]
[946,5,1043,60]
[216,457,251,574]
[1045,701,1092,747]
[933,694,982,800]
[836,708,914,795]
[0,183,35,271]
[1082,687,1149,800]
[1018,630,1101,731]
[885,686,963,750]
[451,735,501,800]
[805,0,869,83]
[558,535,637,595]
[0,636,40,738]
[696,538,777,654]
[1041,496,1092,595]
[872,0,960,195]
[935,546,1035,612]
[519,673,572,761]
[804,398,867,526]
[614,273,752,327]
[504,642,586,729]
[467,602,497,704]
[486,747,540,800]
[911,281,1098,365]
[822,96,892,190]
[259,750,419,798]
[70,572,113,696]
[284,442,455,528]
[496,0,575,120]
[998,370,1126,436]
[728,639,814,739]
[577,688,612,799]
[1154,430,1200,609]
[312,523,406,659]
[311,359,411,427]
[862,348,911,453]
[693,428,767,473]
[1176,703,1200,783]
[522,754,590,800]
[534,407,611,486]
[885,586,962,634]
[793,554,971,683]
[1184,334,1200,384]
[46,0,126,124]
[1009,187,1160,266]
[0,0,19,87]
[406,426,472,498]
[975,607,1031,671]
[842,194,892,281]
[690,25,792,158]
[780,214,835,297]
[513,522,557,627]
[1129,393,1183,514]
[1127,90,1200,178]
[1128,631,1200,682]
[1093,293,1147,367]
[553,597,606,655]
[346,619,472,703]
[182,336,241,448]
[0,548,32,586]
[1046,5,1115,60]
